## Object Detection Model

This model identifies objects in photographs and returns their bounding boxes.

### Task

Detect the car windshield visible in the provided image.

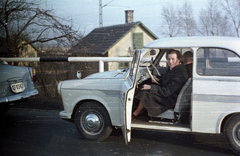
[140,48,160,66]
[139,48,168,68]
[140,48,194,69]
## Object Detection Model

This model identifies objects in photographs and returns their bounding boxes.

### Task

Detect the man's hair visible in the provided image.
[183,51,193,59]
[166,49,182,60]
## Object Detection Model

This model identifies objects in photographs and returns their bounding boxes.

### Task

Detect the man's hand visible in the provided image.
[142,84,151,90]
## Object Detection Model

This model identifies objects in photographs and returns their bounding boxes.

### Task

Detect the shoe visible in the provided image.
[132,113,137,122]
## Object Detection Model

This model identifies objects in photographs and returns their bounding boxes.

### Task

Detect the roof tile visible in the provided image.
[73,22,140,55]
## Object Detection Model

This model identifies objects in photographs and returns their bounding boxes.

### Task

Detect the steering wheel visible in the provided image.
[146,61,161,85]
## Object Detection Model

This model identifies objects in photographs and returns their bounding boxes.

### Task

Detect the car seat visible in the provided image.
[149,78,192,122]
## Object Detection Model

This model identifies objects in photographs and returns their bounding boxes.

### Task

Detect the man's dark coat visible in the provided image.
[185,63,193,77]
[136,63,189,116]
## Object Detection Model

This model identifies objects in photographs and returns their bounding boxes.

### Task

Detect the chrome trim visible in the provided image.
[131,123,191,132]
[0,89,39,104]
[0,97,8,103]
[193,77,240,82]
[193,94,240,103]
[85,78,124,80]
[61,88,121,96]
[101,90,121,96]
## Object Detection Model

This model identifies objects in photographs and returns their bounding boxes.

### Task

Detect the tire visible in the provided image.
[224,114,240,155]
[74,102,113,141]
[0,103,11,115]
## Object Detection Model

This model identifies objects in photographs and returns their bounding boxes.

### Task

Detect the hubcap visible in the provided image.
[80,111,103,135]
[85,114,101,130]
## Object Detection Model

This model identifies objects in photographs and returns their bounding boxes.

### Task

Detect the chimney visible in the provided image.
[125,10,134,24]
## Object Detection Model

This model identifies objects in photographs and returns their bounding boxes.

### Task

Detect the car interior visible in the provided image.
[133,48,193,126]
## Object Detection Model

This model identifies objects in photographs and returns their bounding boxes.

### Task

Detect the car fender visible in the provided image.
[69,94,121,126]
[217,108,240,133]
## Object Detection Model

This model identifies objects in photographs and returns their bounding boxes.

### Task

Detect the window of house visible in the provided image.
[119,62,129,69]
[118,56,130,69]
[197,48,240,76]
[22,45,28,51]
[133,33,143,49]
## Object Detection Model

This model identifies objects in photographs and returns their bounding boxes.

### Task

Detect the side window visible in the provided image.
[197,48,240,76]
[133,33,143,49]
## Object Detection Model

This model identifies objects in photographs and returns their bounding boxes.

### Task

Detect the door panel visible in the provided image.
[120,50,141,144]
[192,48,240,133]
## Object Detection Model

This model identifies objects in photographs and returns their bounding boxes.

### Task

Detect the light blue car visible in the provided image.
[58,37,240,155]
[0,59,38,114]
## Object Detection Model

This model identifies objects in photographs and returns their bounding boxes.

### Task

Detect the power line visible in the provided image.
[102,0,115,8]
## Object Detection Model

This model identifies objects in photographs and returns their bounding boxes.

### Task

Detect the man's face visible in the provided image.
[167,53,180,69]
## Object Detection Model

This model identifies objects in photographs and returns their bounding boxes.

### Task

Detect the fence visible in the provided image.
[0,57,155,72]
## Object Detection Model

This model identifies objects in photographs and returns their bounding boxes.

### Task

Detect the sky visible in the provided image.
[43,0,209,38]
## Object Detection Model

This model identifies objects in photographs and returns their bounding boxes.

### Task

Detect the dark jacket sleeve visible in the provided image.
[150,76,185,98]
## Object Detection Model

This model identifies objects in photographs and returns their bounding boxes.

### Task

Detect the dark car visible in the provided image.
[0,59,38,114]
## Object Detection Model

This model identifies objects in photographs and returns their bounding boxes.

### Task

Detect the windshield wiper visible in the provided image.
[121,67,129,72]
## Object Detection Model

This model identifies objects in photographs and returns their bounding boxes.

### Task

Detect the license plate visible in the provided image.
[10,82,25,93]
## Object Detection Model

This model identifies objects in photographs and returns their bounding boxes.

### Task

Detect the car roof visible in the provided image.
[143,37,240,54]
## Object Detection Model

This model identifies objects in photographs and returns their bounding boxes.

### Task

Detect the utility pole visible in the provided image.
[99,0,103,27]
[99,0,114,27]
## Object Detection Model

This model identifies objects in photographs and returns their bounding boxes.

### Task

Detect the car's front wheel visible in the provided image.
[74,102,113,141]
[224,114,240,155]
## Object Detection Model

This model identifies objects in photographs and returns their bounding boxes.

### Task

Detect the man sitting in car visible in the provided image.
[182,51,193,77]
[132,49,189,120]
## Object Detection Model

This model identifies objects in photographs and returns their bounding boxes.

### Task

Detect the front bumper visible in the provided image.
[59,110,72,119]
[0,89,39,103]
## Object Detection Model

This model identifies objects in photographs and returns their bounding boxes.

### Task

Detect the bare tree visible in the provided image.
[220,0,240,37]
[178,1,197,36]
[160,3,181,37]
[198,0,230,36]
[0,0,78,57]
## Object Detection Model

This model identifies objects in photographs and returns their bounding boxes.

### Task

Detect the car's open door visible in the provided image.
[120,50,141,144]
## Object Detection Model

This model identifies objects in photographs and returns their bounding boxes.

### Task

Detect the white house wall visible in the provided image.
[108,25,156,71]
